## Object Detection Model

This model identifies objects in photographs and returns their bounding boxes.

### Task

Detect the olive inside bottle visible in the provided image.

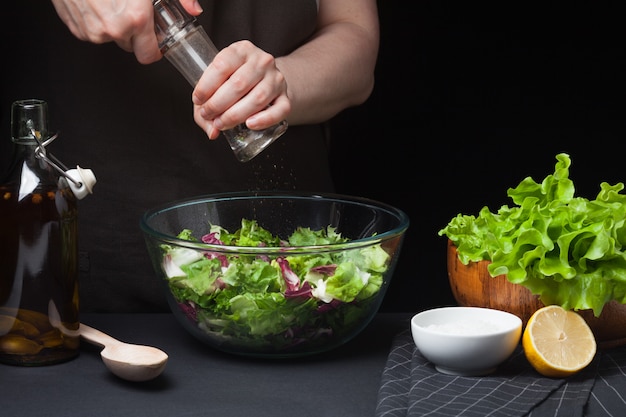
[0,99,80,366]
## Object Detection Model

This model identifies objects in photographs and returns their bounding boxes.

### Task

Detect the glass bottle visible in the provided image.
[0,99,80,366]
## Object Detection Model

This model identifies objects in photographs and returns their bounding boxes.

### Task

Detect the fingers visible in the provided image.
[192,41,290,133]
[128,22,163,64]
[194,98,290,140]
[244,95,291,131]
[179,0,204,15]
[193,111,221,140]
[51,0,162,64]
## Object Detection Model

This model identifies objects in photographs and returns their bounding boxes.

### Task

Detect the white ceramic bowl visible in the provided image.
[411,306,522,376]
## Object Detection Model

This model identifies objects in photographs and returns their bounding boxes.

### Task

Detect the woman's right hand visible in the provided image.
[50,0,203,64]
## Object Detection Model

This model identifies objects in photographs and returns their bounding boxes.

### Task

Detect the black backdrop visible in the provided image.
[330,2,626,312]
[2,2,625,313]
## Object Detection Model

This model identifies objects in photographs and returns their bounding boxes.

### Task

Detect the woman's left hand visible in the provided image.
[191,40,291,140]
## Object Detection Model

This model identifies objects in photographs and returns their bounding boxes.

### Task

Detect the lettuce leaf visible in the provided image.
[161,219,389,350]
[439,153,626,316]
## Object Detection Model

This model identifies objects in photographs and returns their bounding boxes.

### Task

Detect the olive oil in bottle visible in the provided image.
[0,99,80,365]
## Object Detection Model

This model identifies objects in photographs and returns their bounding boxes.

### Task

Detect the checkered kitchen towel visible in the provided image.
[373,329,626,417]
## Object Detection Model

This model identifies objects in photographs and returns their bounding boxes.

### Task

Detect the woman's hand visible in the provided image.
[50,0,203,64]
[193,0,379,140]
[192,40,291,140]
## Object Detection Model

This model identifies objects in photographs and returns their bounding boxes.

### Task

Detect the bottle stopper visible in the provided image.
[66,166,97,200]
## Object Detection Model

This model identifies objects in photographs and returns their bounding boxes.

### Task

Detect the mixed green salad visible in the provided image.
[160,219,390,351]
[439,153,626,317]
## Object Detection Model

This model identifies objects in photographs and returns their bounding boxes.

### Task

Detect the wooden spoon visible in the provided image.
[80,323,168,382]
[46,301,168,381]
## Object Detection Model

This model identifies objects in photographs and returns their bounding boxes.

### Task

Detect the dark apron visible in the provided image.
[2,0,334,312]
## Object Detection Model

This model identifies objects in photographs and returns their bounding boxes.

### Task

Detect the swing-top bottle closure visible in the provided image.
[12,100,97,200]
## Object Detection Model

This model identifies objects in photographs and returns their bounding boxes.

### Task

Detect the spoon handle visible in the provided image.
[80,323,122,348]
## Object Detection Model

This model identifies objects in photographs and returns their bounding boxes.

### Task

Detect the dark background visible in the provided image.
[330,2,626,312]
[3,2,626,313]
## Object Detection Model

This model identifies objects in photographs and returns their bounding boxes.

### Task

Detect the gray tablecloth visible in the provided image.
[1,313,404,417]
[376,330,626,417]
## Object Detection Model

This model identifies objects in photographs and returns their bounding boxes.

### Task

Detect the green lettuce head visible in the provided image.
[439,153,626,316]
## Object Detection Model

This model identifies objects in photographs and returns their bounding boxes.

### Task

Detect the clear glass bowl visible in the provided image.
[140,192,409,358]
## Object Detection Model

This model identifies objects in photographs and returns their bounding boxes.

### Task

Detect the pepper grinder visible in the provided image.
[153,0,288,162]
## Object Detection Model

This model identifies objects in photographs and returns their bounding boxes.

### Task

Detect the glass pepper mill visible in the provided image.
[153,0,288,162]
[0,99,91,365]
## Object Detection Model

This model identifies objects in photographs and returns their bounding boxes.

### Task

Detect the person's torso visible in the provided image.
[200,0,319,56]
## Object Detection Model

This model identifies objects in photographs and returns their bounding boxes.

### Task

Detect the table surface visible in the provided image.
[0,312,411,417]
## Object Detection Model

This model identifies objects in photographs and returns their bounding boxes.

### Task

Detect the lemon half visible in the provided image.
[522,305,596,378]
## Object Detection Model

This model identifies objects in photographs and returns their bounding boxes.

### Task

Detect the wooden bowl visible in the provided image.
[447,239,626,349]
